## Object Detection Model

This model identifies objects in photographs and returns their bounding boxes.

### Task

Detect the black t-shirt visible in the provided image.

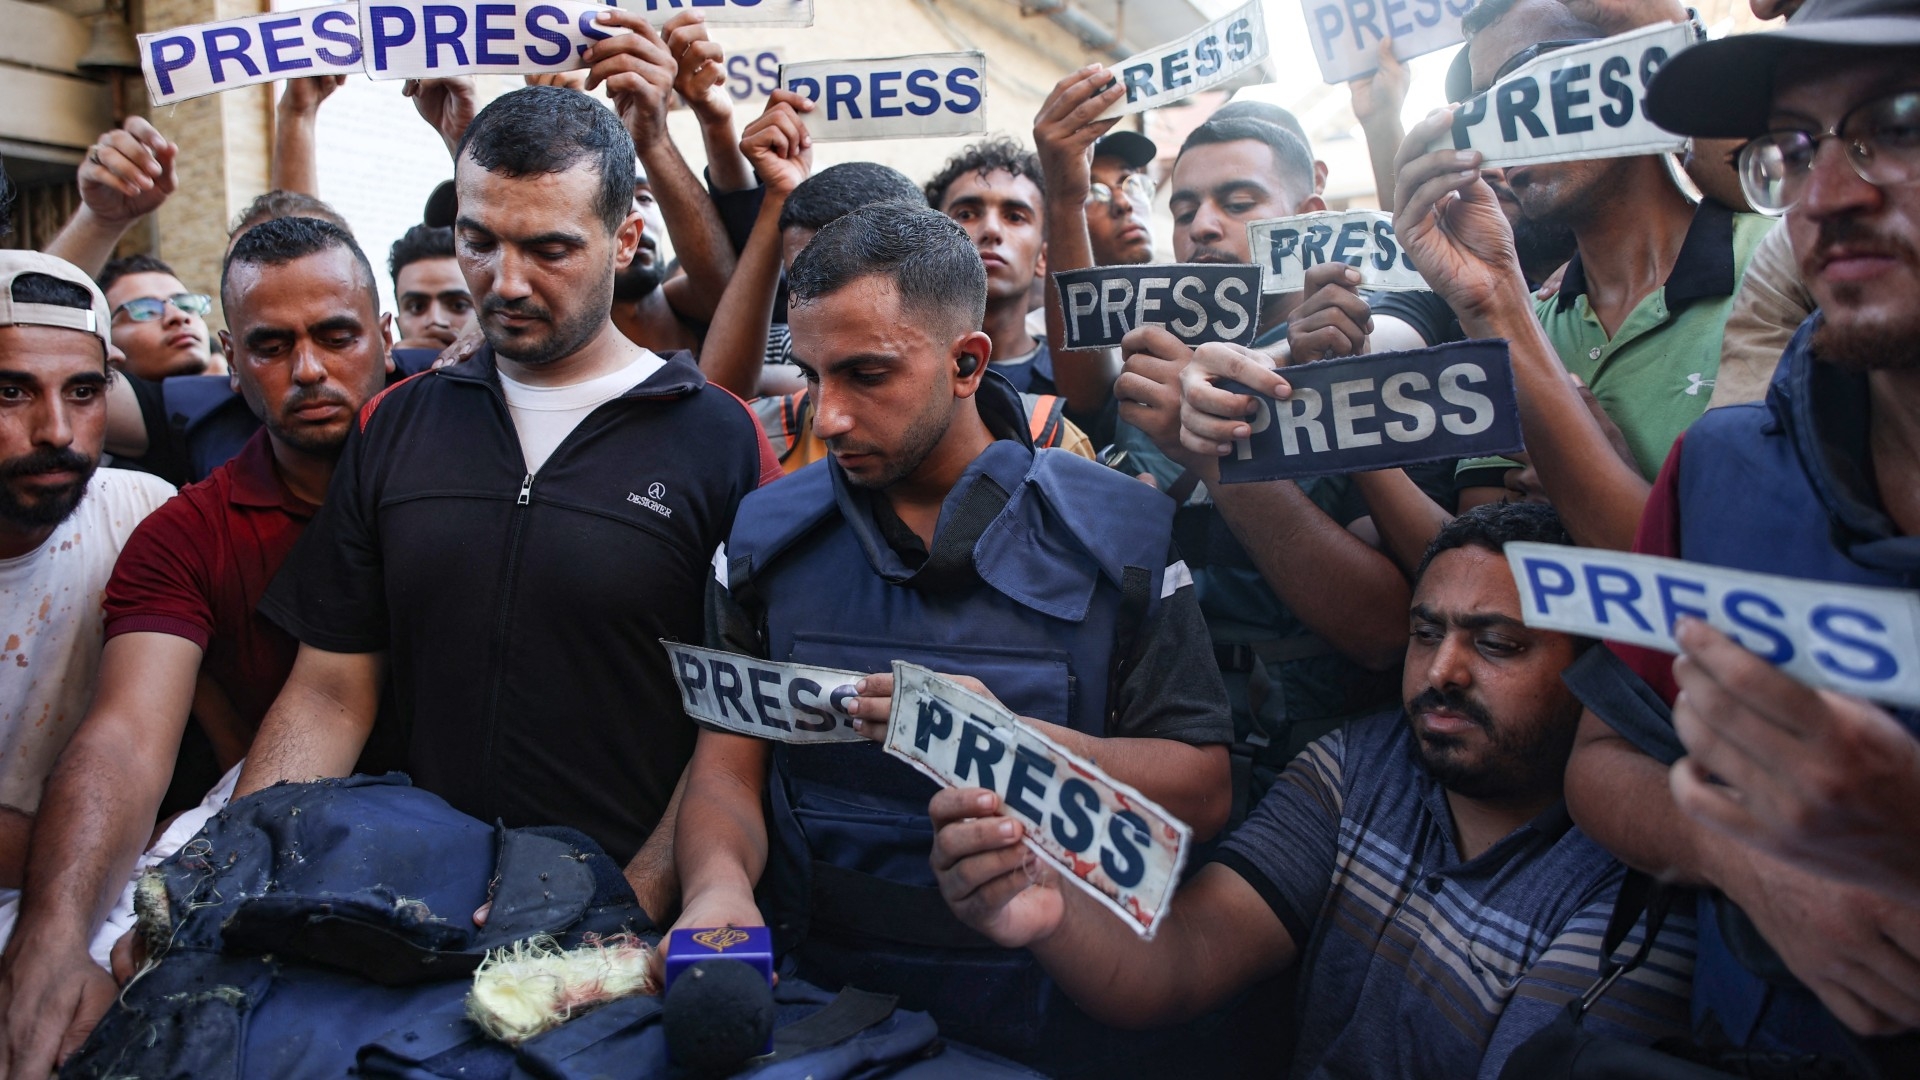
[261,347,767,863]
[1365,289,1464,348]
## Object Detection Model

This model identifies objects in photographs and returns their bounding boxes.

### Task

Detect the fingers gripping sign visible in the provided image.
[929,788,1068,950]
[1178,341,1291,459]
[1669,618,1920,898]
[80,117,178,225]
[1392,106,1530,329]
[739,89,815,195]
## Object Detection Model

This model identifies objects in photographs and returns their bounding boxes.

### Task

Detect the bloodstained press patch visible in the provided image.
[883,662,1191,938]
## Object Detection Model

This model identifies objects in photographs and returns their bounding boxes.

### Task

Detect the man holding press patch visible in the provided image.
[928,503,1693,1077]
[672,201,1230,1073]
[1556,0,1920,1069]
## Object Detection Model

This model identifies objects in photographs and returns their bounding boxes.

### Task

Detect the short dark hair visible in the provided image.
[787,202,986,334]
[230,190,352,239]
[222,215,377,313]
[1416,501,1572,580]
[1210,100,1315,159]
[10,272,95,310]
[780,162,926,234]
[1462,0,1600,39]
[1177,118,1317,200]
[98,253,178,296]
[456,86,635,235]
[388,224,455,283]
[923,137,1044,212]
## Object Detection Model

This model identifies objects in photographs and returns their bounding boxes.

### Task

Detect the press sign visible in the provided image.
[1098,0,1267,119]
[1054,264,1260,350]
[1218,339,1521,484]
[1306,0,1472,84]
[140,0,811,104]
[779,53,985,141]
[884,663,1190,938]
[1505,544,1920,708]
[1249,210,1425,295]
[1435,21,1693,168]
[665,641,867,744]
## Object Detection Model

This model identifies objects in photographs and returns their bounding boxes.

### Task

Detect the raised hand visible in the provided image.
[929,789,1066,949]
[403,77,479,156]
[1031,65,1126,202]
[1288,262,1375,363]
[76,117,176,225]
[1349,38,1409,131]
[1391,107,1530,330]
[738,90,815,196]
[278,73,346,118]
[581,10,676,153]
[663,12,730,124]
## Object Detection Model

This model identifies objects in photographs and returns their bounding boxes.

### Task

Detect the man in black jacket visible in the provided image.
[236,83,778,924]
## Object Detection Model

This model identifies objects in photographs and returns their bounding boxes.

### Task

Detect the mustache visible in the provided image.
[1407,686,1494,732]
[483,296,552,321]
[284,386,352,413]
[1185,247,1244,264]
[0,445,93,480]
[1814,215,1918,265]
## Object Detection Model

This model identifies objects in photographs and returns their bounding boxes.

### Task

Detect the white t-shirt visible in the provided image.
[499,351,665,474]
[0,469,174,812]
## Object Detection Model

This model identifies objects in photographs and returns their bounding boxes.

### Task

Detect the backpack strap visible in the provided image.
[766,988,901,1060]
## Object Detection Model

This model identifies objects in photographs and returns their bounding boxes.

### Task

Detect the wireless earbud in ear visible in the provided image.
[957,353,981,378]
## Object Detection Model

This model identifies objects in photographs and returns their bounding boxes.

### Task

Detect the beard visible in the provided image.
[266,385,357,458]
[0,445,97,531]
[832,389,954,491]
[612,248,665,301]
[1513,218,1578,285]
[1806,217,1920,373]
[485,271,614,368]
[1405,685,1577,802]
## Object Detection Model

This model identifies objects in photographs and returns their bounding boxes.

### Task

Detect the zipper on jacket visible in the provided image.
[517,473,533,505]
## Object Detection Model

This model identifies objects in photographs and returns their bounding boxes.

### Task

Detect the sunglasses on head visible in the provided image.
[113,293,212,322]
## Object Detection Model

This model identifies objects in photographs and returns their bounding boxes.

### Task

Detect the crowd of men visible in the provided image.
[0,0,1915,1074]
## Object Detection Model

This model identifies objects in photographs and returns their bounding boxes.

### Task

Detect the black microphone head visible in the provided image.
[663,958,775,1075]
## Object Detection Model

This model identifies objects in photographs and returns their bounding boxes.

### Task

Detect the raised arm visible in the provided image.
[584,11,737,326]
[1348,39,1410,209]
[1391,109,1649,549]
[1032,67,1130,415]
[234,645,386,796]
[271,75,346,195]
[669,729,773,939]
[0,633,201,1078]
[404,76,480,160]
[664,12,753,195]
[929,787,1295,1028]
[43,119,177,279]
[697,91,813,398]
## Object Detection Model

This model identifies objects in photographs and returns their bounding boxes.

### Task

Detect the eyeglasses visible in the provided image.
[1477,39,1598,94]
[1737,88,1920,216]
[113,293,212,322]
[1087,173,1156,210]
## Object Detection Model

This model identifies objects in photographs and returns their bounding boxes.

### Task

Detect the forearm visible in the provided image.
[1209,467,1410,669]
[1465,300,1649,549]
[698,188,787,398]
[271,105,321,195]
[674,737,769,914]
[1361,117,1405,209]
[105,374,150,458]
[1022,723,1229,840]
[234,651,385,796]
[44,207,134,280]
[624,767,687,925]
[1042,193,1119,414]
[0,808,30,891]
[697,113,753,195]
[9,739,171,952]
[1030,864,1291,1028]
[648,141,737,324]
[1565,722,1723,888]
[1352,468,1450,576]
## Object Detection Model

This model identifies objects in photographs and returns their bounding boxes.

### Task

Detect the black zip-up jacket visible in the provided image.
[261,345,773,863]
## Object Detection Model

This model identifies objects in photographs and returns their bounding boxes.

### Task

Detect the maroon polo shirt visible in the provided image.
[102,427,315,747]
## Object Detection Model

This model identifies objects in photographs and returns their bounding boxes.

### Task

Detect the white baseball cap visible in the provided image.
[0,250,113,353]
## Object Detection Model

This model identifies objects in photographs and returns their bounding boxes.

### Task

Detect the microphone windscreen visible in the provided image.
[663,958,775,1075]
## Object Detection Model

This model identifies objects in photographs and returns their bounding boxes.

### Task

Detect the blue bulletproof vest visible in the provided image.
[1672,317,1920,1069]
[723,383,1174,1062]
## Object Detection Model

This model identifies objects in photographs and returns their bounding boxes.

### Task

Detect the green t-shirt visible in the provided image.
[1459,201,1774,485]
